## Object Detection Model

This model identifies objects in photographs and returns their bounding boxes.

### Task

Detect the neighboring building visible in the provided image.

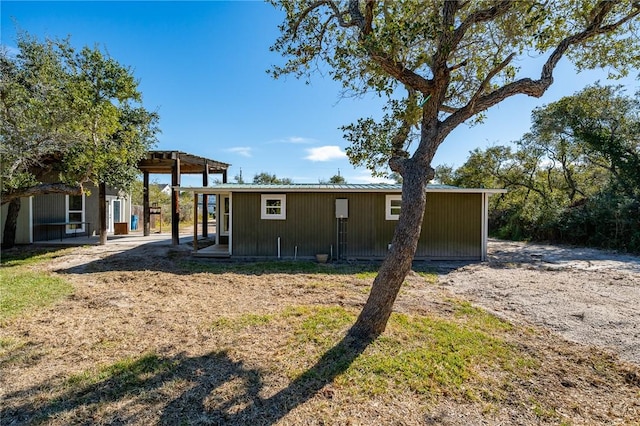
[0,182,132,244]
[153,183,172,196]
[181,184,506,261]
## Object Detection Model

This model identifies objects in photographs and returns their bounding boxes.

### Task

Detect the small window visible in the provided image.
[385,195,402,220]
[66,194,85,233]
[261,194,286,220]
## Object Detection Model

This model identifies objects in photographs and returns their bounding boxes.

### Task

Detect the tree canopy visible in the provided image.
[320,173,347,184]
[252,172,293,184]
[269,1,640,338]
[0,34,159,204]
[444,84,640,252]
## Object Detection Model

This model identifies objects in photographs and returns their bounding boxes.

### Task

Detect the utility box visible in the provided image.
[335,199,348,219]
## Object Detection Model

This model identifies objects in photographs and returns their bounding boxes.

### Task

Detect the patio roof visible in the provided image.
[137,150,230,175]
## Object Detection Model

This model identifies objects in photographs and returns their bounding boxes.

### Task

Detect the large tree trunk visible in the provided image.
[99,182,107,245]
[2,198,21,249]
[349,159,433,339]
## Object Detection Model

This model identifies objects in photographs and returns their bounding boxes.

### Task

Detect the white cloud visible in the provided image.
[225,147,252,157]
[268,136,316,145]
[304,145,347,162]
[286,136,314,144]
[351,172,396,184]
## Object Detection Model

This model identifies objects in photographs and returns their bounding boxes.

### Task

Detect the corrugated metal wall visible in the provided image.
[231,191,481,260]
[420,192,481,259]
[31,183,121,241]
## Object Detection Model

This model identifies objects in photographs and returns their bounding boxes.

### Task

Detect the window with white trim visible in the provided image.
[66,194,85,233]
[261,194,286,220]
[385,194,402,220]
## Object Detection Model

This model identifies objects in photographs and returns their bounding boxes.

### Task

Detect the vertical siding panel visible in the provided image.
[419,193,481,259]
[33,194,66,241]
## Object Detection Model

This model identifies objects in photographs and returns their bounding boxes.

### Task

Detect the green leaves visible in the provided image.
[1,33,158,203]
[448,84,640,251]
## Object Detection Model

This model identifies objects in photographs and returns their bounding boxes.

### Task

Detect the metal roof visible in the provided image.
[177,183,506,194]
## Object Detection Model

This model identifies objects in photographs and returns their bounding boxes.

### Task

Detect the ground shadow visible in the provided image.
[33,237,448,277]
[1,334,371,425]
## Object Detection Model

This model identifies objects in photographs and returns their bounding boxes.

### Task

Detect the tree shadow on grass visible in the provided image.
[1,334,371,425]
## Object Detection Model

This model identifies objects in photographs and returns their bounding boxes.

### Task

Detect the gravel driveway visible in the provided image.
[440,239,640,365]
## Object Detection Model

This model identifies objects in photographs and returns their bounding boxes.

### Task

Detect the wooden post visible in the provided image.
[193,191,198,252]
[143,171,150,236]
[222,170,228,184]
[171,156,181,245]
[202,161,209,238]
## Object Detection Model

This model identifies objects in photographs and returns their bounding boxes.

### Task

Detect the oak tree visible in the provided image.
[269,0,640,338]
[1,35,158,247]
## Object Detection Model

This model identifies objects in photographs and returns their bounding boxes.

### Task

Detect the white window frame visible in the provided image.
[65,194,85,233]
[261,194,286,220]
[385,194,402,221]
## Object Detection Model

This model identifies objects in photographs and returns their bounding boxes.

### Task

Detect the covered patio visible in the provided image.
[137,151,229,245]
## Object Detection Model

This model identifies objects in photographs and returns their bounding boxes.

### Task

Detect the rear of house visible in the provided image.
[184,184,503,261]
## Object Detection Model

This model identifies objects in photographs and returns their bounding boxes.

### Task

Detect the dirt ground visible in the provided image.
[442,239,640,366]
[1,237,639,425]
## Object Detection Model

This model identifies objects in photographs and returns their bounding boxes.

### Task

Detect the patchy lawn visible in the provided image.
[0,242,638,425]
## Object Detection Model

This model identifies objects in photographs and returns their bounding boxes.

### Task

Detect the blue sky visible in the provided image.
[2,1,638,186]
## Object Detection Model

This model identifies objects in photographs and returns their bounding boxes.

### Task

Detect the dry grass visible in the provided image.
[1,243,639,425]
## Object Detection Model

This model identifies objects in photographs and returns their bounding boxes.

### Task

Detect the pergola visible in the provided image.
[137,150,230,245]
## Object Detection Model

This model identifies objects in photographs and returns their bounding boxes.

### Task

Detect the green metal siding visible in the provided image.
[33,194,67,241]
[31,183,113,241]
[419,192,481,259]
[231,191,482,260]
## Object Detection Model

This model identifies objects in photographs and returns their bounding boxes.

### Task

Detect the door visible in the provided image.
[220,195,230,236]
[105,196,122,233]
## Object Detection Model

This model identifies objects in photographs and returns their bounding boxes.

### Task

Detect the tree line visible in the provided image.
[436,84,640,253]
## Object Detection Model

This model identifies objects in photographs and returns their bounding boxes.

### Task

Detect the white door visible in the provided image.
[105,196,122,233]
[220,195,230,236]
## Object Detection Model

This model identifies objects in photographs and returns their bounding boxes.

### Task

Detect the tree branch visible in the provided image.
[467,52,515,110]
[452,1,513,49]
[292,1,351,40]
[441,1,640,138]
[1,183,83,205]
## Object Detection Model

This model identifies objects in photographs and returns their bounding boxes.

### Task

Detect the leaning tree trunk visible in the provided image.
[2,198,21,249]
[349,159,433,339]
[99,182,107,245]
